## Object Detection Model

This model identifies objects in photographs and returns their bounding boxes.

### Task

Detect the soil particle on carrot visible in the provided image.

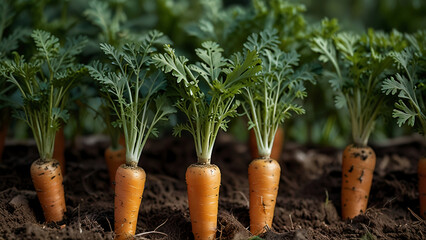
[30,158,66,223]
[341,144,376,220]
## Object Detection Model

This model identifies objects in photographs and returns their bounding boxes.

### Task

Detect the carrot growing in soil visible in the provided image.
[153,41,261,239]
[382,30,426,218]
[84,98,127,188]
[240,29,314,235]
[311,27,406,219]
[53,127,66,175]
[85,1,134,188]
[3,30,87,222]
[103,105,126,188]
[88,30,175,239]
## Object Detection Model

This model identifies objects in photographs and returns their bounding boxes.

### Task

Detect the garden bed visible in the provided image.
[0,133,425,239]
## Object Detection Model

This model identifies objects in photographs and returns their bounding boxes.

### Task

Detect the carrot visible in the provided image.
[341,144,376,219]
[30,159,66,222]
[53,127,65,175]
[89,31,176,239]
[153,40,259,240]
[105,146,126,188]
[249,127,284,161]
[248,158,280,235]
[186,163,221,240]
[0,121,7,162]
[114,164,146,240]
[419,157,426,219]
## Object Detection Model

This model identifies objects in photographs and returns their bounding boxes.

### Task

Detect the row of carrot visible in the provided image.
[0,16,425,240]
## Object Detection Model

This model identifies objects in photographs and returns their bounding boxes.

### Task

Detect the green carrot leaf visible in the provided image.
[153,40,261,163]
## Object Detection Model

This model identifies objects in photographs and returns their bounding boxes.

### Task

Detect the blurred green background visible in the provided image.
[3,0,425,148]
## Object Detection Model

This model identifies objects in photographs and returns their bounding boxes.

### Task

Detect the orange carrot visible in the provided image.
[249,127,284,161]
[30,159,66,222]
[105,146,126,188]
[419,157,426,219]
[186,163,221,240]
[0,121,7,162]
[248,158,280,235]
[114,164,146,240]
[53,127,65,175]
[341,144,376,219]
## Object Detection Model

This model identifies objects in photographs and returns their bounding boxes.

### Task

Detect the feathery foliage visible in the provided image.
[186,0,308,53]
[88,30,175,166]
[0,0,30,123]
[153,41,261,163]
[382,30,426,137]
[241,29,314,157]
[2,30,87,160]
[311,26,407,146]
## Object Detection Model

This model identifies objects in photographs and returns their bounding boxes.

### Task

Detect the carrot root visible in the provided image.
[53,127,65,175]
[418,157,426,219]
[341,144,376,219]
[105,146,126,188]
[186,163,221,240]
[114,164,146,240]
[30,159,66,222]
[248,158,280,235]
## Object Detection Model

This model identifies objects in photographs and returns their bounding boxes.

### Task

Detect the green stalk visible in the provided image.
[88,31,175,167]
[153,41,261,165]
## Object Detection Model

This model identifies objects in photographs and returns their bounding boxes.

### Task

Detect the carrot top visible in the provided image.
[3,30,86,161]
[153,42,261,163]
[311,23,407,147]
[382,30,426,139]
[241,29,314,158]
[88,30,176,166]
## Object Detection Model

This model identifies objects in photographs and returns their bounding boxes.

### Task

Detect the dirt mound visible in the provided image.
[0,134,425,239]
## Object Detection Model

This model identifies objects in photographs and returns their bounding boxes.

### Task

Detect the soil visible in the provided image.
[0,133,425,240]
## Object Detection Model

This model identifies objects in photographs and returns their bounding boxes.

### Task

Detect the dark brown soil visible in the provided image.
[0,133,425,239]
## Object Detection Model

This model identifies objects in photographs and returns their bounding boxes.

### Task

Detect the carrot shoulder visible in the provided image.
[341,144,376,219]
[248,158,280,235]
[30,159,66,222]
[418,157,426,219]
[186,163,221,240]
[114,164,146,240]
[105,146,126,188]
